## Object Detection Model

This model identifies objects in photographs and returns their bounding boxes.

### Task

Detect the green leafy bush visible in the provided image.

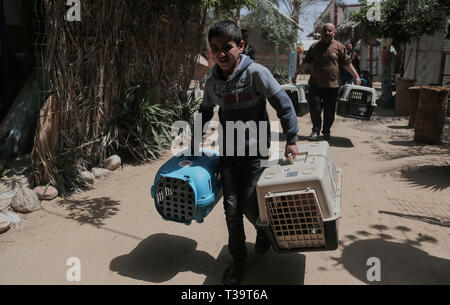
[273,66,291,85]
[242,0,298,50]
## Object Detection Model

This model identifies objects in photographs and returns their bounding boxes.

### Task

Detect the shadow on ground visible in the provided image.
[372,161,450,192]
[399,164,450,191]
[370,139,450,160]
[204,245,306,285]
[109,233,216,283]
[110,233,306,285]
[387,125,412,130]
[325,136,354,148]
[57,197,121,228]
[333,225,450,284]
[389,140,450,150]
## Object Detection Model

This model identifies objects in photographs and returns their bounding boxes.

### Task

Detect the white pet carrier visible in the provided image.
[256,141,342,252]
[337,84,377,120]
[282,84,309,117]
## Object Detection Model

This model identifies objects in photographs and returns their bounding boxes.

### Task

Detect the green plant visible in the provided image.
[242,0,298,50]
[33,0,207,191]
[173,89,203,128]
[204,0,256,22]
[352,0,448,45]
[116,87,176,161]
[273,66,291,85]
[2,167,9,178]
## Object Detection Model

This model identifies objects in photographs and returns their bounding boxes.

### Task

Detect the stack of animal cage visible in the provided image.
[336,84,377,120]
[151,149,222,225]
[256,141,342,253]
[282,84,310,117]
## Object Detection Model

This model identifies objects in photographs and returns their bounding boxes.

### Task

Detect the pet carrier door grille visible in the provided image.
[286,90,299,103]
[155,177,195,222]
[282,84,309,117]
[337,85,377,120]
[265,190,326,249]
[347,90,370,117]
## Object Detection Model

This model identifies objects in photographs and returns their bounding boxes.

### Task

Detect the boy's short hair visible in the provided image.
[208,20,242,45]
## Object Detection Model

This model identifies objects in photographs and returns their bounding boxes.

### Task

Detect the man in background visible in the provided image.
[241,29,256,61]
[291,24,361,141]
[340,42,361,86]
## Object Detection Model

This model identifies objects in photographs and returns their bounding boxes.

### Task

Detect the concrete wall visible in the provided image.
[403,28,449,86]
[243,26,292,72]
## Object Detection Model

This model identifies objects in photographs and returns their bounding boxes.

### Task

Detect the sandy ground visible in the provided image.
[1,88,450,285]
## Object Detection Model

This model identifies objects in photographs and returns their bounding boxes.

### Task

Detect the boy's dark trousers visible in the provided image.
[220,156,265,263]
[308,84,340,134]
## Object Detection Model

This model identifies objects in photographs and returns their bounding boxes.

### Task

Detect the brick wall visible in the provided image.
[242,25,292,72]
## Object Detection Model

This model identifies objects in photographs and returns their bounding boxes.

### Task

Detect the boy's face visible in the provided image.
[210,36,244,77]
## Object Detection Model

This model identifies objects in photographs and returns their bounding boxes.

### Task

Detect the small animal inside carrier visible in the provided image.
[337,84,377,120]
[282,84,310,117]
[256,142,342,253]
[151,150,222,225]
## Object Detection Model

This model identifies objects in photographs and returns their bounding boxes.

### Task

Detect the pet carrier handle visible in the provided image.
[287,153,295,165]
[284,152,308,165]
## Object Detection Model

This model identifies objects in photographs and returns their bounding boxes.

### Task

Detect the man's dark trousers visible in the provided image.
[308,84,340,134]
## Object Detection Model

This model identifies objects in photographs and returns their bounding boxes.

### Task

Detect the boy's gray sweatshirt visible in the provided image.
[199,54,298,157]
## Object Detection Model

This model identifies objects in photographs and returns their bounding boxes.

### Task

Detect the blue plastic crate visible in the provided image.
[151,150,222,225]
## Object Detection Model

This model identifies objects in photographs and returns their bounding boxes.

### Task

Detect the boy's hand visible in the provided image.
[285,143,298,160]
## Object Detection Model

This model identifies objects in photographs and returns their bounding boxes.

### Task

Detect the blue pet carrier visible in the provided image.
[150,149,222,225]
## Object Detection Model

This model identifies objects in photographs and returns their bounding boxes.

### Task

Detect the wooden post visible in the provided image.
[407,87,420,128]
[411,86,450,144]
[396,78,416,116]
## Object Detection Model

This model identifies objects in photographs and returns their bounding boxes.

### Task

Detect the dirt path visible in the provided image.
[1,104,449,285]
